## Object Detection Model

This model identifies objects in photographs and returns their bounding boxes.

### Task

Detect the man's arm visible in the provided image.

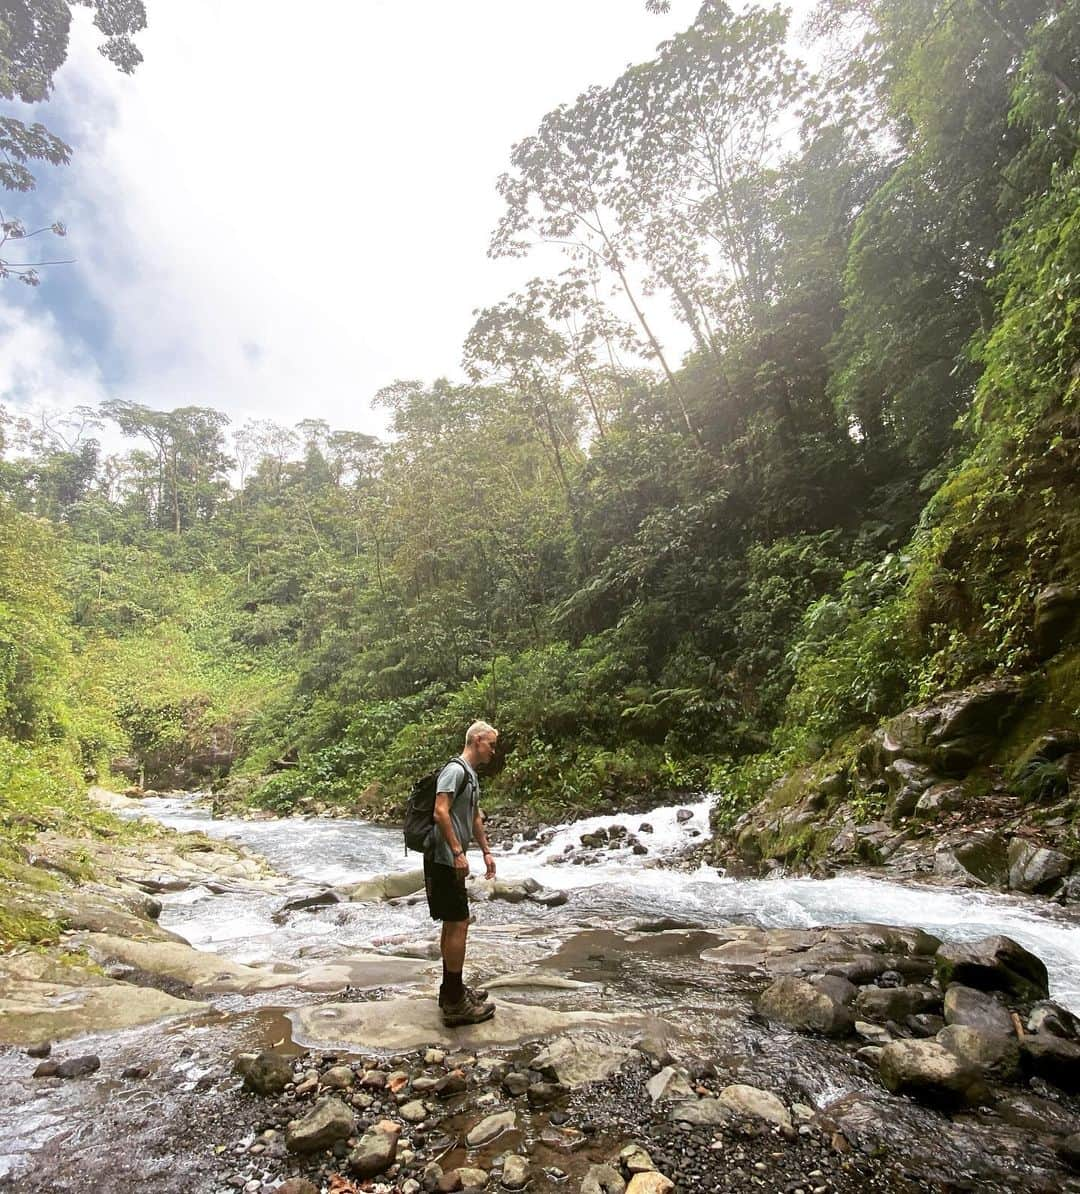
[473,809,496,880]
[433,791,469,873]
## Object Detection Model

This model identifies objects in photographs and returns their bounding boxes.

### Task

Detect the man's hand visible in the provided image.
[452,849,469,875]
[483,850,496,880]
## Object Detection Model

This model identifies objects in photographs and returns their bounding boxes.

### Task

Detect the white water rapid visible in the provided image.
[124,793,1080,1011]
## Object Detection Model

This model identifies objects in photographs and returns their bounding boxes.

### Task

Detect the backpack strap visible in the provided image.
[441,756,471,798]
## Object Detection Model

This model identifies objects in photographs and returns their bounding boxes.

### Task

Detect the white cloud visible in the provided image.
[5,0,817,437]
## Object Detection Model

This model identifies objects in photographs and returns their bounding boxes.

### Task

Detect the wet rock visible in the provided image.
[638,822,653,834]
[285,1096,355,1152]
[349,1122,400,1178]
[675,809,694,823]
[455,1168,488,1191]
[501,1154,529,1190]
[321,1064,355,1089]
[669,1099,730,1126]
[933,831,1009,886]
[618,1144,655,1173]
[235,1050,293,1096]
[348,869,425,902]
[540,1124,587,1151]
[757,975,854,1036]
[1020,1033,1080,1091]
[1058,1132,1080,1171]
[531,1035,633,1087]
[937,1024,1022,1081]
[645,1065,695,1103]
[717,1083,792,1129]
[854,1021,892,1046]
[274,889,341,919]
[906,1013,945,1038]
[527,1081,567,1108]
[400,1099,429,1122]
[878,1039,988,1107]
[625,1174,674,1194]
[943,984,1014,1035]
[1028,1000,1080,1039]
[37,1054,100,1079]
[466,1109,516,1146]
[854,984,937,1023]
[503,1071,529,1097]
[1007,838,1073,893]
[121,1064,150,1079]
[935,935,1049,1001]
[26,1041,51,1059]
[997,1092,1080,1135]
[581,1162,626,1193]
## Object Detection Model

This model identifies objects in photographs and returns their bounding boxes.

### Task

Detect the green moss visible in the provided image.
[995,651,1080,769]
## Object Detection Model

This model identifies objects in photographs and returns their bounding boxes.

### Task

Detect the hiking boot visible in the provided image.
[439,983,488,1008]
[441,988,495,1027]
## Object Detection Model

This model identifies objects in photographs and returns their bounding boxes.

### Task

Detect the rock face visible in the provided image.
[757,974,854,1036]
[285,1097,355,1153]
[935,936,1049,1001]
[1007,838,1072,893]
[878,1039,988,1107]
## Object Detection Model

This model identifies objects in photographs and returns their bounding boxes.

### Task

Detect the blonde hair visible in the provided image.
[465,720,498,747]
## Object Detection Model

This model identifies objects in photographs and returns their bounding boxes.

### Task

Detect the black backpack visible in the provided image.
[403,756,469,853]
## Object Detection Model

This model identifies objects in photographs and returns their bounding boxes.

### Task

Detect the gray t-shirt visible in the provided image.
[427,757,479,866]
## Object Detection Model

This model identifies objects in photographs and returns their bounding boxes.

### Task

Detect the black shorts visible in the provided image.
[423,857,470,922]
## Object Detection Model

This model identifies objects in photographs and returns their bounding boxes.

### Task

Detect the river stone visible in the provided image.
[997,1092,1080,1135]
[285,1096,355,1152]
[619,1144,655,1173]
[541,1124,587,1152]
[879,1039,988,1107]
[854,984,937,1023]
[943,984,1014,1035]
[526,1081,567,1108]
[646,1065,695,1103]
[670,1098,731,1126]
[501,1154,529,1190]
[235,1050,293,1095]
[455,1167,489,1190]
[349,1124,400,1178]
[854,1021,892,1046]
[757,975,854,1036]
[275,1181,320,1194]
[530,1034,633,1087]
[625,1174,674,1194]
[321,1064,355,1089]
[1028,1000,1080,1039]
[718,1083,792,1129]
[347,869,425,902]
[937,1024,1022,1081]
[1020,1033,1080,1091]
[581,1162,626,1193]
[935,935,1049,1001]
[400,1099,428,1123]
[466,1109,516,1146]
[41,1054,100,1079]
[1007,838,1072,893]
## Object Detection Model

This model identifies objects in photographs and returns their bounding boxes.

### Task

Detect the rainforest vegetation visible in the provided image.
[2,0,1078,853]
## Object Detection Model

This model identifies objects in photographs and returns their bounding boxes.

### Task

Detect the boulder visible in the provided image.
[717,1083,792,1129]
[878,1039,988,1107]
[455,1168,489,1190]
[757,975,854,1036]
[285,1096,355,1153]
[38,1054,100,1079]
[1020,1033,1080,1092]
[348,869,425,902]
[581,1163,626,1194]
[854,985,938,1023]
[1028,1000,1080,1039]
[1007,839,1072,893]
[884,759,937,821]
[274,889,341,919]
[937,1024,1022,1081]
[321,1064,354,1089]
[619,1144,655,1173]
[235,1050,293,1095]
[943,984,1014,1035]
[669,1099,731,1126]
[349,1124,400,1178]
[935,935,1049,1001]
[933,832,1009,886]
[914,784,964,817]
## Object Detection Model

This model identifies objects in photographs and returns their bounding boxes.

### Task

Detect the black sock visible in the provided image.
[442,968,464,1002]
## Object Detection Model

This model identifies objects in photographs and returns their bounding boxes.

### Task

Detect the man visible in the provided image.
[425,719,498,1026]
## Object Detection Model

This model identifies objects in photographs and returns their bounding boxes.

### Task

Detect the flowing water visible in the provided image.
[126,793,1080,1011]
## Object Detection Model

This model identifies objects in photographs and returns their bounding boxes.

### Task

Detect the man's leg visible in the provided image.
[440,918,468,1003]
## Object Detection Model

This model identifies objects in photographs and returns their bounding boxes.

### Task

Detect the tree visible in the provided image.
[1,0,146,283]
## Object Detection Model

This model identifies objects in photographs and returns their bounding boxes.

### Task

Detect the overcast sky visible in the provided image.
[1,0,815,441]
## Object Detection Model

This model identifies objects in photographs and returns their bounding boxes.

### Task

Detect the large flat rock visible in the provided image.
[289,996,647,1051]
[0,953,207,1046]
[78,934,430,994]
